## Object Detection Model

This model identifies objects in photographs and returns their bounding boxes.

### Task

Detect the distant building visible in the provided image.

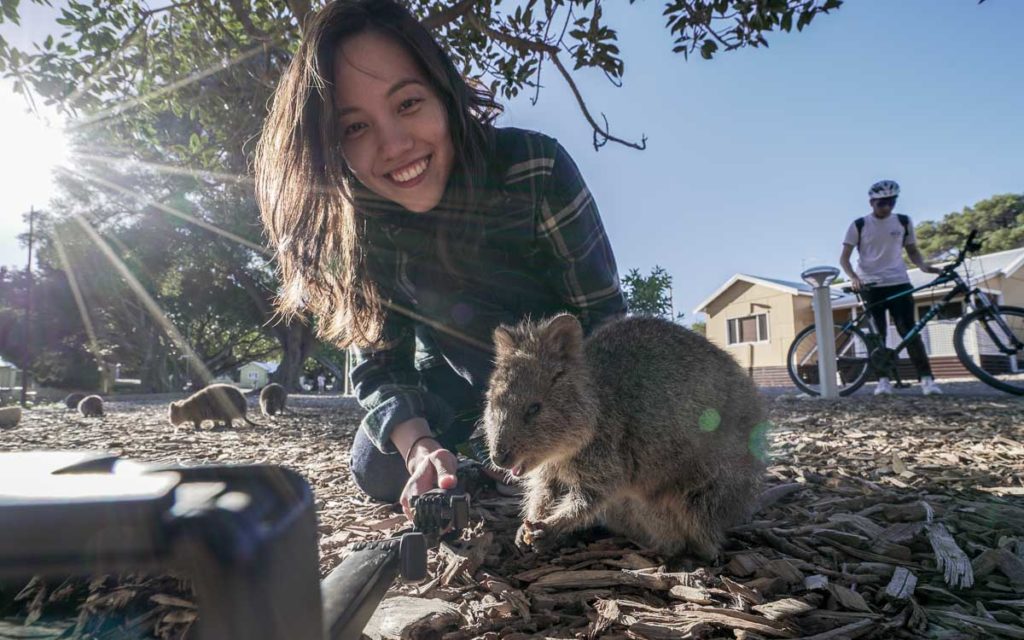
[238,361,279,389]
[0,358,22,390]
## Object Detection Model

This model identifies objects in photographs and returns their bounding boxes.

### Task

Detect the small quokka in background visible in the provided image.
[64,392,86,409]
[0,406,22,428]
[259,383,287,417]
[169,384,256,430]
[484,314,767,560]
[77,395,104,418]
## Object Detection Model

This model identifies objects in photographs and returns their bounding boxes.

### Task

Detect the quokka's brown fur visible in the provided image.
[0,406,22,428]
[484,314,767,560]
[168,384,255,429]
[259,383,287,417]
[77,395,104,418]
[64,392,86,409]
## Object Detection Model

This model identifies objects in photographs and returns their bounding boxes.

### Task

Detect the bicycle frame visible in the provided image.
[843,271,973,357]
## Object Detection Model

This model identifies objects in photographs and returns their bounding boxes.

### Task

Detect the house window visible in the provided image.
[727,313,769,345]
[248,371,258,380]
[917,301,963,322]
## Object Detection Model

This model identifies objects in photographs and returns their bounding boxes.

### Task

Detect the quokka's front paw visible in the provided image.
[516,520,568,554]
[515,520,540,551]
[516,520,532,548]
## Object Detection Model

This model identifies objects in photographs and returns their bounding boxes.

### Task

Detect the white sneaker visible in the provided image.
[922,377,943,396]
[874,378,893,396]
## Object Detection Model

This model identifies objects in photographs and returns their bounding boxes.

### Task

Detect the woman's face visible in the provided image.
[334,31,455,213]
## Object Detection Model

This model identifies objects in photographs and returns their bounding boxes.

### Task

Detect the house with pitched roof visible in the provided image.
[238,361,279,389]
[0,357,21,391]
[693,247,1024,386]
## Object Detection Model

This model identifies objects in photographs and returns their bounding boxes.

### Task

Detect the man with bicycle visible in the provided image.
[839,180,944,396]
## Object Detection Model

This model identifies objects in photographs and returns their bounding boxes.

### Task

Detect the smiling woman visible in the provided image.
[0,87,70,264]
[254,0,626,519]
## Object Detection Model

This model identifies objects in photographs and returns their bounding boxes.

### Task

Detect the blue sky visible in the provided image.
[2,0,1022,324]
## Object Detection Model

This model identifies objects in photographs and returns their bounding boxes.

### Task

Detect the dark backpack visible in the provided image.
[855,213,910,248]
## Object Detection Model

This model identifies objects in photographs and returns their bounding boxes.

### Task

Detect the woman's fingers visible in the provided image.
[431,450,459,490]
[400,449,459,521]
[400,459,430,520]
[400,496,413,520]
[400,474,420,520]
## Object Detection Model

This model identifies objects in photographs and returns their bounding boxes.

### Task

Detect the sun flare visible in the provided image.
[0,91,72,213]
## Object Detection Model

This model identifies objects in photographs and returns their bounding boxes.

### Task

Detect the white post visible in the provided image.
[812,285,839,399]
[802,267,841,399]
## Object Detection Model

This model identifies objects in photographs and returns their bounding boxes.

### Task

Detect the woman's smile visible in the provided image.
[385,155,431,187]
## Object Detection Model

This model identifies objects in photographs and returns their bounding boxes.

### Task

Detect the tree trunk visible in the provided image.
[273,319,316,392]
[230,267,319,391]
[313,351,347,393]
[187,365,213,391]
[139,326,163,392]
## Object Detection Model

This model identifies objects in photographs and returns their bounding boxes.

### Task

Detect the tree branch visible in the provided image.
[465,12,645,151]
[705,24,741,52]
[284,0,313,34]
[196,0,242,48]
[466,12,557,54]
[226,0,272,41]
[550,53,644,150]
[422,0,480,30]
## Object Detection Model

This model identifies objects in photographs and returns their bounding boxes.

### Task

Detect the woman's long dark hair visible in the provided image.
[254,0,501,348]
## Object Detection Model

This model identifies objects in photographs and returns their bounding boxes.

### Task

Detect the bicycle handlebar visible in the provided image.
[842,230,980,295]
[940,229,980,275]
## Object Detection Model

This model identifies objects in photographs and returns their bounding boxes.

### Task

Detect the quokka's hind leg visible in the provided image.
[639,476,756,562]
[598,499,674,554]
[643,499,722,562]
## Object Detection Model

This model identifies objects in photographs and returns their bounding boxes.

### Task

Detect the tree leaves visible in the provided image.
[622,265,676,318]
[0,0,23,26]
[665,0,842,60]
[0,0,846,151]
[914,194,1024,260]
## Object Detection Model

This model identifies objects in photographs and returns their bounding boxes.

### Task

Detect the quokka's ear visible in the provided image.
[542,313,583,361]
[493,325,517,357]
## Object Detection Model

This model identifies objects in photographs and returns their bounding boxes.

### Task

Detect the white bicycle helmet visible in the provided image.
[868,180,900,199]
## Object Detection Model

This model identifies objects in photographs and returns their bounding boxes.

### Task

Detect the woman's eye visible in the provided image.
[399,97,424,113]
[524,402,541,420]
[343,122,366,137]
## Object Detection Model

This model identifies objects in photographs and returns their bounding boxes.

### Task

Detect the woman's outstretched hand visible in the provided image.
[400,442,458,521]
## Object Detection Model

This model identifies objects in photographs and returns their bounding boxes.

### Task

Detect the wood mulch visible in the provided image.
[1,391,1022,639]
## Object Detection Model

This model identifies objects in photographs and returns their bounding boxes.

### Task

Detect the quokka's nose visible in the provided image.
[491,449,513,469]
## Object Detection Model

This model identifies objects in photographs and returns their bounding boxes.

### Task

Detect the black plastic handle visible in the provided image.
[965,229,982,252]
[320,532,427,640]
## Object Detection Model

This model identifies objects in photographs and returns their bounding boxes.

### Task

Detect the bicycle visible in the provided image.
[787,230,1024,396]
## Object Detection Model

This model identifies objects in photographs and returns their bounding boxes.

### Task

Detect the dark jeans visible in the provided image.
[349,364,484,503]
[863,282,933,379]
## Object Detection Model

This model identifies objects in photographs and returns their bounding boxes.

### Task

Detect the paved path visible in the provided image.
[759,378,1022,399]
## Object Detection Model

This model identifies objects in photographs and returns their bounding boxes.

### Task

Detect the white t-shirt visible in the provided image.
[842,213,916,286]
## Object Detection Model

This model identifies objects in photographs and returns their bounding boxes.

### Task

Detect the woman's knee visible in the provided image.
[349,430,408,503]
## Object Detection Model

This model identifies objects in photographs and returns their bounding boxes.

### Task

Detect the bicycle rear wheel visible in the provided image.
[953,305,1024,395]
[787,323,872,397]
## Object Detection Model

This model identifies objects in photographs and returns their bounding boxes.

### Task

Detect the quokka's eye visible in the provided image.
[524,402,541,420]
[552,370,565,383]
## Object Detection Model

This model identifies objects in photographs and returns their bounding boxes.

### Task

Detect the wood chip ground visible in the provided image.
[1,391,1022,639]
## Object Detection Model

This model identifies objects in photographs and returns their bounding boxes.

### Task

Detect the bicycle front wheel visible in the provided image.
[953,305,1024,395]
[787,323,872,397]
